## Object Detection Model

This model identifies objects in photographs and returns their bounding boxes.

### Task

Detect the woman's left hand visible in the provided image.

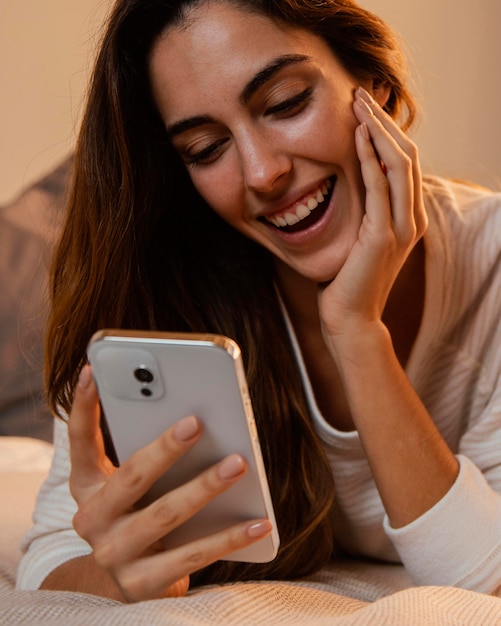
[316,89,459,529]
[318,86,427,340]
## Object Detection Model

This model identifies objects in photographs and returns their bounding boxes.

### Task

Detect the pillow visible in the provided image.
[0,158,71,441]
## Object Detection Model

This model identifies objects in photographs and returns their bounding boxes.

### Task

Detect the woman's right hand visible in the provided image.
[68,365,272,602]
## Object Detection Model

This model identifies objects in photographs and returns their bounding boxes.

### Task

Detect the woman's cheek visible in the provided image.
[191,167,240,222]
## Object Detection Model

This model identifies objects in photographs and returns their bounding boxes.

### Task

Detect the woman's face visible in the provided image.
[150,1,370,282]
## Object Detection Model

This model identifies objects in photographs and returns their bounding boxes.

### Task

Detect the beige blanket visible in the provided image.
[2,437,500,625]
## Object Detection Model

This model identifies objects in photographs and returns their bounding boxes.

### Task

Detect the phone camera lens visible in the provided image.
[134,367,154,384]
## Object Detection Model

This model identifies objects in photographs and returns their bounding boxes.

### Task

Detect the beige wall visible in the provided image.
[360,0,501,189]
[1,1,500,205]
[0,0,109,204]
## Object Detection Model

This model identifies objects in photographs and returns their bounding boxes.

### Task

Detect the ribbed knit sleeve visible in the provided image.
[384,456,501,594]
[16,418,92,590]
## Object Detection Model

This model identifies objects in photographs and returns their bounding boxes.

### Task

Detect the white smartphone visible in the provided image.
[87,329,279,563]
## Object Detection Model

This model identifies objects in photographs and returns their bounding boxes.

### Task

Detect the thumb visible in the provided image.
[68,365,113,499]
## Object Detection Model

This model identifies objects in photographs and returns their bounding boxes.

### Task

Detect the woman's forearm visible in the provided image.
[327,321,459,528]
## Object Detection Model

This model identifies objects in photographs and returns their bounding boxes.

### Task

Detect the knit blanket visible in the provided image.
[2,438,500,625]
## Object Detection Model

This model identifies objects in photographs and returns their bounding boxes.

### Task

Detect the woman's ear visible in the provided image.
[372,80,392,109]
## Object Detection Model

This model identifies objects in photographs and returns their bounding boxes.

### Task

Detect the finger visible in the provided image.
[356,87,415,157]
[354,97,414,240]
[68,365,112,498]
[115,518,273,602]
[82,415,204,527]
[96,453,249,562]
[354,121,393,231]
[355,87,427,237]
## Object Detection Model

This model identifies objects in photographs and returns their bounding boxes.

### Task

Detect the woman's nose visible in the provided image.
[239,133,292,193]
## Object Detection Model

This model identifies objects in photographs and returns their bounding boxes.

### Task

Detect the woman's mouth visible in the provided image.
[260,177,336,234]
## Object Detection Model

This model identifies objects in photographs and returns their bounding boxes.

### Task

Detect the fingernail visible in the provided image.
[78,365,92,389]
[359,122,370,141]
[247,520,272,538]
[173,415,200,442]
[356,97,373,116]
[357,86,376,104]
[218,454,245,480]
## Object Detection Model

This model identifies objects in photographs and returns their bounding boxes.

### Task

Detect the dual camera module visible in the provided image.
[134,367,154,397]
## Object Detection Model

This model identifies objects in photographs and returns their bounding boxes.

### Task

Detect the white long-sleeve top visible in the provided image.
[17,177,501,595]
[286,176,501,594]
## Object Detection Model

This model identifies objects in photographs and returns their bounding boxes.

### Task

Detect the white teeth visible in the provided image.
[265,179,332,228]
[297,204,311,218]
[284,212,300,226]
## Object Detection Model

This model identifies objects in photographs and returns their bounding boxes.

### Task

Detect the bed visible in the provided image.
[1,436,501,625]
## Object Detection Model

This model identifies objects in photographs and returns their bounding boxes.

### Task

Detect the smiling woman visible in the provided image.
[149,6,376,283]
[16,0,501,604]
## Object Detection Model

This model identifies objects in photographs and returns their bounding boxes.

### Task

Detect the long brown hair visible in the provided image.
[46,0,416,584]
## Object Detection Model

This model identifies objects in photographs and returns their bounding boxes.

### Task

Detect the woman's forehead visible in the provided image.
[149,2,326,100]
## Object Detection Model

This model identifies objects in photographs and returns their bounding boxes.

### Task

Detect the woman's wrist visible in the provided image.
[323,318,393,367]
[40,554,126,602]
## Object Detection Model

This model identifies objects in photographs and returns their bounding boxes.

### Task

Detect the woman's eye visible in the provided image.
[184,138,229,166]
[265,87,313,118]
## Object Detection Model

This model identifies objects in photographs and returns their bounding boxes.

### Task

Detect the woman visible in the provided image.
[17,0,501,602]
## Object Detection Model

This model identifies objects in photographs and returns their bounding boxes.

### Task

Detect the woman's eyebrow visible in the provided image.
[166,54,310,138]
[167,115,215,138]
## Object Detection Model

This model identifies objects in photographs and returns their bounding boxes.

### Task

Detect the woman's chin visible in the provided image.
[275,257,342,288]
[298,257,345,284]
